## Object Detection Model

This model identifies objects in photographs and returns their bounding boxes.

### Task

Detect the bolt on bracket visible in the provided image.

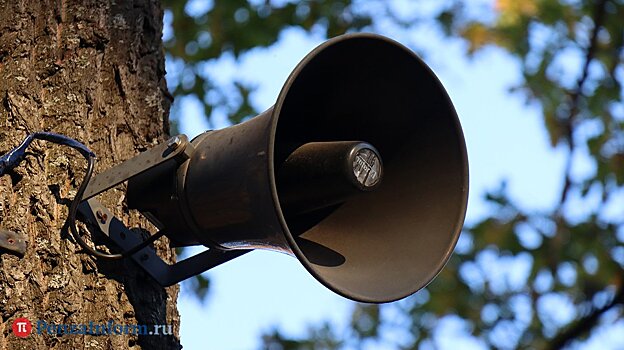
[0,228,27,257]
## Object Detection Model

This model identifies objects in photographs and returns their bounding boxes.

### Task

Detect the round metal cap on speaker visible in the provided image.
[351,144,382,190]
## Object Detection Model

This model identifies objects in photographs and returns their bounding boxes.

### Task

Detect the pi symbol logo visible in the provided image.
[12,317,32,338]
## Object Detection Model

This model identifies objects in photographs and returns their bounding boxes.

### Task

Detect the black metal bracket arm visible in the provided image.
[78,198,247,286]
[77,136,249,286]
[83,135,191,200]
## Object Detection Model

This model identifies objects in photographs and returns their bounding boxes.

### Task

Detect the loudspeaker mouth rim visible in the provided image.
[267,32,469,303]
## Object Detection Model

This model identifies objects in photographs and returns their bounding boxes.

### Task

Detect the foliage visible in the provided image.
[163,0,624,349]
[411,1,624,348]
[162,0,372,127]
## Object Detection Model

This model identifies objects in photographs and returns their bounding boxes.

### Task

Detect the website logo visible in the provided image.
[12,317,32,338]
[10,317,172,338]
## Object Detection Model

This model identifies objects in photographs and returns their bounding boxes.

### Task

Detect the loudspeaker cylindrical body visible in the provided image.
[180,109,290,251]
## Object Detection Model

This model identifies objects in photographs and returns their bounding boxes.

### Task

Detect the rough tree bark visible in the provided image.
[0,1,180,349]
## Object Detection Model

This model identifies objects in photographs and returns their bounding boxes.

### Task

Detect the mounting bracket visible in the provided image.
[0,228,27,257]
[78,136,249,286]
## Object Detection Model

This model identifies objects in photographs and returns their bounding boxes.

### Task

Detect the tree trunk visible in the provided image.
[0,0,180,349]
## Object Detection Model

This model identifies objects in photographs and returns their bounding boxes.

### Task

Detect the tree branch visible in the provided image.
[547,1,613,348]
[548,279,624,350]
[556,0,608,208]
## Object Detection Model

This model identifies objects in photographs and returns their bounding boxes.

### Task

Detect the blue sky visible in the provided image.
[164,1,624,349]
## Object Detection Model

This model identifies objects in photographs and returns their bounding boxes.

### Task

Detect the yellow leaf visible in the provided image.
[495,0,538,26]
[461,23,494,53]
